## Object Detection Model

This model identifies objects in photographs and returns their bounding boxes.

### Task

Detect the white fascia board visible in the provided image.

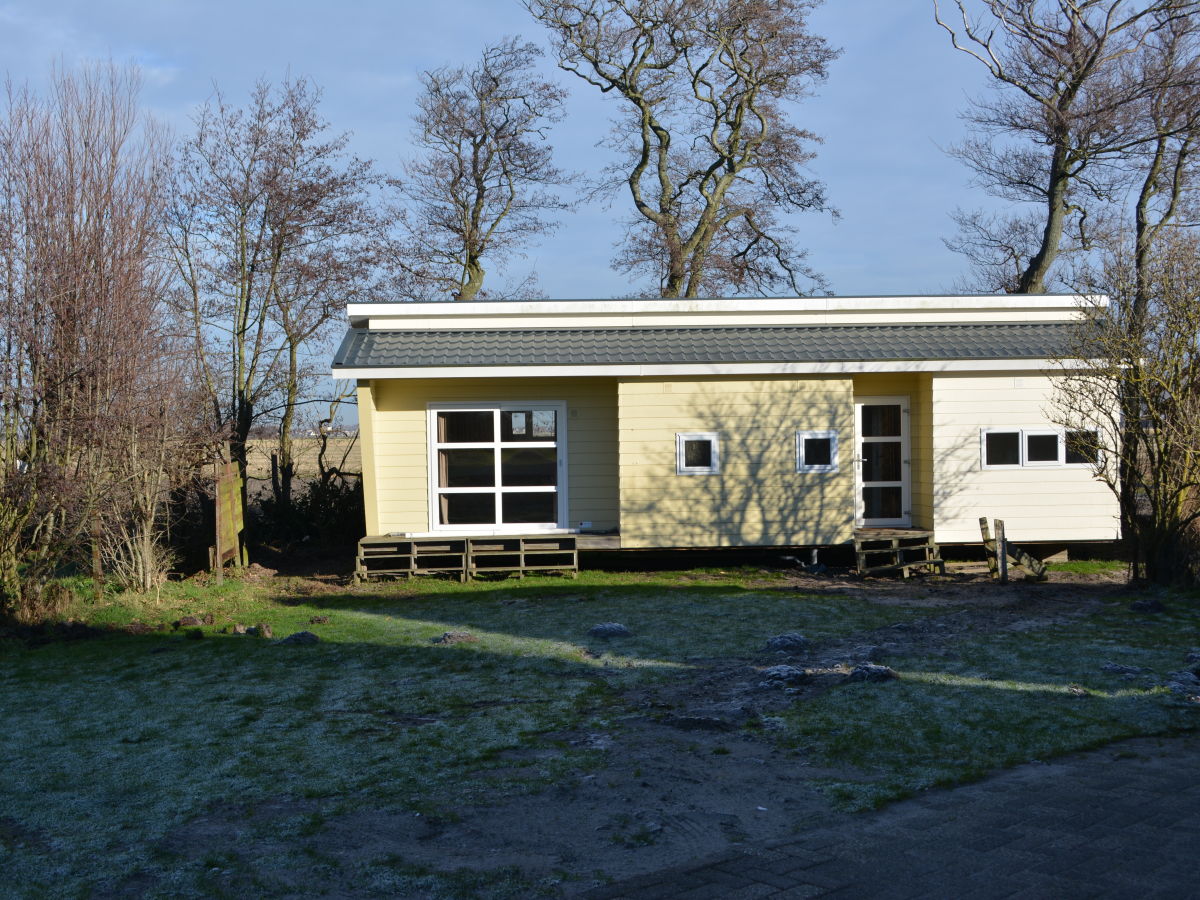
[332,358,1095,380]
[346,294,1106,329]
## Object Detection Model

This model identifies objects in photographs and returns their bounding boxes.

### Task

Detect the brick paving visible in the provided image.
[580,732,1200,899]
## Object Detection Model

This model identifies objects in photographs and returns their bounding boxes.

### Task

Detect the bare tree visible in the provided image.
[0,63,198,616]
[935,0,1194,293]
[388,38,570,301]
[1055,231,1200,582]
[1119,10,1200,320]
[526,0,839,298]
[166,77,380,512]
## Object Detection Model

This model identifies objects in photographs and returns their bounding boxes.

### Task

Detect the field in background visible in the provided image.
[245,436,361,482]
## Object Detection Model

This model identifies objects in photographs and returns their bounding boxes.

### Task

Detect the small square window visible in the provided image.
[1065,430,1099,465]
[983,431,1020,467]
[797,430,838,473]
[1025,432,1061,465]
[676,433,719,474]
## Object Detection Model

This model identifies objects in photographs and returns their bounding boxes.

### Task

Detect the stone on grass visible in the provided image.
[275,631,320,646]
[665,702,759,731]
[847,662,898,683]
[1130,597,1166,614]
[247,623,273,639]
[200,613,215,626]
[1101,662,1145,676]
[231,624,248,635]
[432,631,478,644]
[587,623,632,639]
[308,615,330,625]
[764,632,809,654]
[758,665,809,688]
[172,616,201,630]
[1166,680,1199,696]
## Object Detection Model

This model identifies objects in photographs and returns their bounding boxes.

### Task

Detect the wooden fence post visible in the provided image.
[979,517,998,579]
[995,519,1009,584]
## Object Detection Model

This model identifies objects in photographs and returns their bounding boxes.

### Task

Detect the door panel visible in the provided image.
[856,398,911,527]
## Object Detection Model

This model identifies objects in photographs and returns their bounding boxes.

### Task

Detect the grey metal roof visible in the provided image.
[333,323,1078,369]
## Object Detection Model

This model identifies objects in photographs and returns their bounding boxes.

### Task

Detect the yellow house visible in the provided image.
[331,295,1118,556]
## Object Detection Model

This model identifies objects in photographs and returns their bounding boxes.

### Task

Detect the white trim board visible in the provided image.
[346,294,1103,325]
[334,358,1089,379]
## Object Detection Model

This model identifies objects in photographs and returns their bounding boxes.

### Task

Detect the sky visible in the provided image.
[0,0,1003,298]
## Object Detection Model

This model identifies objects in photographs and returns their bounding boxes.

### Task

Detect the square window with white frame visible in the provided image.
[796,430,838,473]
[676,432,720,475]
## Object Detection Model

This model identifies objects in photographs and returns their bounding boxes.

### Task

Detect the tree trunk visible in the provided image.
[1016,143,1071,295]
[457,258,485,300]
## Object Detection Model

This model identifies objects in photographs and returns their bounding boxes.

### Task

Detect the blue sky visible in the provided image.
[0,1,1001,298]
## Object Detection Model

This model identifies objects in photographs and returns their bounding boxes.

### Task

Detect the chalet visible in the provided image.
[331,295,1117,577]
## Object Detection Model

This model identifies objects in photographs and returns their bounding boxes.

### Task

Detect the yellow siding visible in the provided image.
[357,380,381,535]
[929,373,1119,543]
[617,376,855,548]
[363,377,618,535]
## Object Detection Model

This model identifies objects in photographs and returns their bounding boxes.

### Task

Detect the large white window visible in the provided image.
[429,404,565,530]
[981,428,1099,469]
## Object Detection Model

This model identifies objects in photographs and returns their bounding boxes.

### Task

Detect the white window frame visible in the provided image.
[676,432,720,475]
[796,430,839,473]
[427,401,568,533]
[980,427,1099,469]
[1022,429,1062,467]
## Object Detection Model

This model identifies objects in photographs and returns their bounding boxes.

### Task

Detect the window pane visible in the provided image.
[804,437,832,468]
[1066,430,1098,465]
[985,432,1020,466]
[684,439,713,469]
[862,441,901,481]
[861,404,901,437]
[863,486,903,519]
[438,411,493,444]
[439,449,494,487]
[501,492,555,523]
[501,447,557,486]
[501,409,556,442]
[440,493,495,525]
[1026,433,1060,463]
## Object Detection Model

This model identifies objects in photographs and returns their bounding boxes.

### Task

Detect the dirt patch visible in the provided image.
[155,568,1134,897]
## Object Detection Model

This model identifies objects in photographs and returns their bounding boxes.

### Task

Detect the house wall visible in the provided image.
[361,377,619,535]
[617,376,855,548]
[929,372,1119,543]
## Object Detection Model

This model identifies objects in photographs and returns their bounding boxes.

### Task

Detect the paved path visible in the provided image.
[580,732,1200,899]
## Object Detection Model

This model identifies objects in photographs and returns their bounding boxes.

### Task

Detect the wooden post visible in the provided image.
[995,519,1009,584]
[213,457,224,585]
[980,517,999,579]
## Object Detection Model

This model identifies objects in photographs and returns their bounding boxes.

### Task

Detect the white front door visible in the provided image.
[855,397,911,528]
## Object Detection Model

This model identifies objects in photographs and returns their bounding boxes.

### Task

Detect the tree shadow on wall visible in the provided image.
[618,379,976,550]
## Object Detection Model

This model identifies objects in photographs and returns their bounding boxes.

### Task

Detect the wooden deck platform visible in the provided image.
[853,528,945,578]
[354,533,584,582]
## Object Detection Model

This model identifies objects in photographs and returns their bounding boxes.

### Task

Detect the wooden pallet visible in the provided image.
[854,529,946,578]
[355,534,579,583]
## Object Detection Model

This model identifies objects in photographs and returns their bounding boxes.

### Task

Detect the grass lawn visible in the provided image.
[1,568,1197,897]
